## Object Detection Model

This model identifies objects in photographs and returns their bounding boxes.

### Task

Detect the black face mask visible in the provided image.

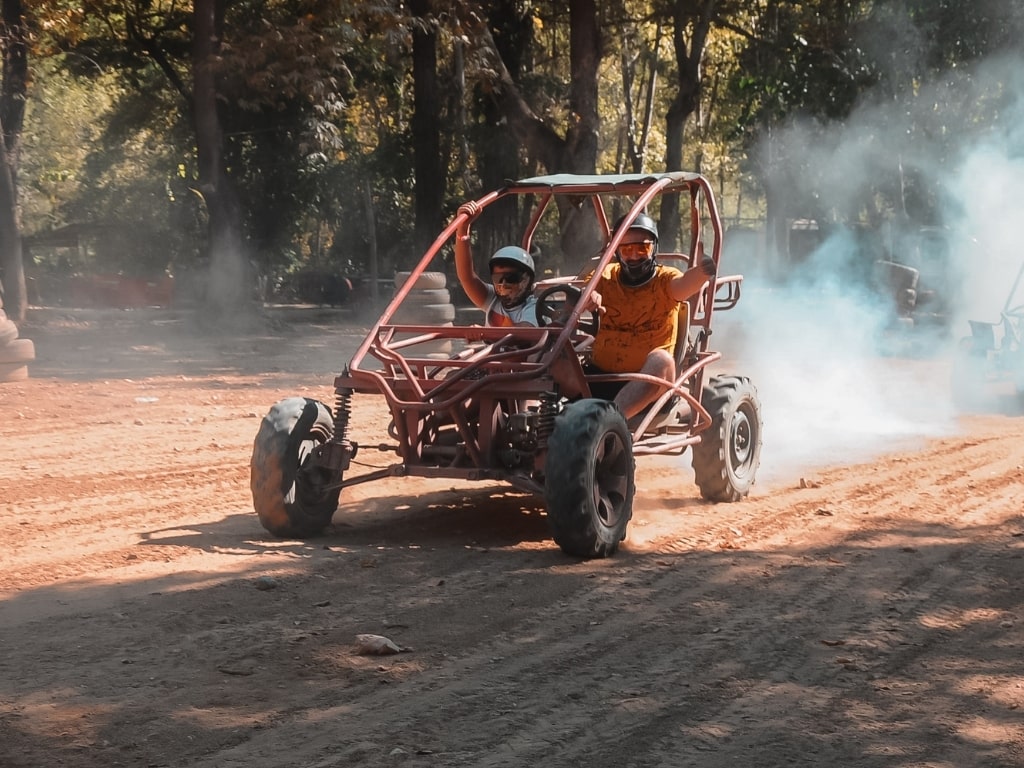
[491,274,532,309]
[497,285,531,309]
[618,256,656,286]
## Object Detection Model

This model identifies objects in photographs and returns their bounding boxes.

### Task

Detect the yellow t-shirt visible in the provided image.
[591,263,682,372]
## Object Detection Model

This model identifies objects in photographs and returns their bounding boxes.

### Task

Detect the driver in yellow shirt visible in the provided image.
[585,213,716,420]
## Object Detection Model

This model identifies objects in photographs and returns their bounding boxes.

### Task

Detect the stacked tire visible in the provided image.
[0,294,33,382]
[393,271,457,357]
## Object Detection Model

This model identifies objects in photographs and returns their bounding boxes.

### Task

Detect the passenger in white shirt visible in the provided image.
[454,202,539,327]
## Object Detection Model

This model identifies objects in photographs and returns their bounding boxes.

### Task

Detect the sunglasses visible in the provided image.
[492,271,526,286]
[618,240,656,258]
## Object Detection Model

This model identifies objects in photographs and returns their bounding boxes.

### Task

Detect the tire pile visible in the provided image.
[393,271,457,357]
[0,294,33,382]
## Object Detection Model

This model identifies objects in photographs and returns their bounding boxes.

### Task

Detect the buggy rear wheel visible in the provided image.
[251,397,341,537]
[544,399,634,558]
[691,375,762,501]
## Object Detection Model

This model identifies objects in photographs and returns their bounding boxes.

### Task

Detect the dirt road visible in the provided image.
[1,307,1022,767]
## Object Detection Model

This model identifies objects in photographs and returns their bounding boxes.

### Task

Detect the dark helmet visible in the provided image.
[613,212,659,287]
[488,246,535,280]
[613,212,659,242]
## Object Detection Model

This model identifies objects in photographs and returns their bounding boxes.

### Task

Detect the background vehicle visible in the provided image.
[250,172,763,558]
[951,260,1024,414]
[871,225,959,355]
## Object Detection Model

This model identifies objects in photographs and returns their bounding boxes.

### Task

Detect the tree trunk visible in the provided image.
[474,0,534,259]
[362,182,379,309]
[410,0,444,255]
[564,0,600,174]
[0,0,27,322]
[0,114,22,319]
[471,0,603,260]
[193,0,252,321]
[474,0,600,177]
[659,0,716,252]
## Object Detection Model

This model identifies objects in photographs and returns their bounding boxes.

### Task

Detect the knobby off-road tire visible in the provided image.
[0,312,18,346]
[691,375,762,502]
[251,397,341,538]
[392,303,457,324]
[392,274,457,356]
[0,362,29,381]
[0,337,33,363]
[544,398,635,558]
[399,288,451,305]
[394,270,447,291]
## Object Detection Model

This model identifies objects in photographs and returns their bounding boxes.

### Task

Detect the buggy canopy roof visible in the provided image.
[504,172,705,193]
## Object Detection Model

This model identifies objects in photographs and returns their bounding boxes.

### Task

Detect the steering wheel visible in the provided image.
[536,284,600,337]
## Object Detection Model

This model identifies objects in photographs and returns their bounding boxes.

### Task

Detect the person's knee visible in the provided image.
[642,348,674,377]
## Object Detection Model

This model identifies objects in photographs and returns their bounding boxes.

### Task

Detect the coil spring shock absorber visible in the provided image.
[333,387,352,443]
[535,389,560,451]
[328,372,357,471]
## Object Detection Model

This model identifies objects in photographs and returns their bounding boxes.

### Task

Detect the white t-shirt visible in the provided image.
[483,288,539,327]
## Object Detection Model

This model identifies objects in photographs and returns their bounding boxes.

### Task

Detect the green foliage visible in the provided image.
[20,59,195,276]
[726,0,1024,230]
[12,0,1024,286]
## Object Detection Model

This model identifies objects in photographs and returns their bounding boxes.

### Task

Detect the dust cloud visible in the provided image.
[717,49,1024,485]
[951,54,1024,320]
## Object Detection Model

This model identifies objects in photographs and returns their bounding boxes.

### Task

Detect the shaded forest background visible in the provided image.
[0,0,1022,323]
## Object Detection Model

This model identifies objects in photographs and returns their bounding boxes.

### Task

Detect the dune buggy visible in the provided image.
[250,172,762,558]
[871,225,959,355]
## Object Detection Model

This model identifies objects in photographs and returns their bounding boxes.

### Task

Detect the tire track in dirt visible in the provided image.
[452,444,1019,768]
[0,452,255,590]
[483,426,1024,767]
[643,424,1024,557]
[168,424,1024,768]
[4,324,1024,768]
[0,379,308,594]
[2,457,249,503]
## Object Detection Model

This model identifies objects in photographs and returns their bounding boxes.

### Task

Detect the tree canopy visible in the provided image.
[0,0,1021,317]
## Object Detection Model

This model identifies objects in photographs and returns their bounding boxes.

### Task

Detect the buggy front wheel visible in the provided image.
[543,399,635,558]
[691,376,762,501]
[251,397,342,537]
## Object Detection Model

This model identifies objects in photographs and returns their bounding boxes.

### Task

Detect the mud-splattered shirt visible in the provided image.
[590,262,683,372]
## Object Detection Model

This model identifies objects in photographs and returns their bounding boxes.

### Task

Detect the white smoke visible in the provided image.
[717,50,1024,485]
[717,256,955,486]
[951,55,1024,322]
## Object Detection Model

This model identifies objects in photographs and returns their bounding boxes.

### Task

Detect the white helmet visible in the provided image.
[488,246,535,279]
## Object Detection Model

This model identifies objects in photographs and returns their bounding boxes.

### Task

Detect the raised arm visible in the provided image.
[454,202,491,309]
[669,252,717,302]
